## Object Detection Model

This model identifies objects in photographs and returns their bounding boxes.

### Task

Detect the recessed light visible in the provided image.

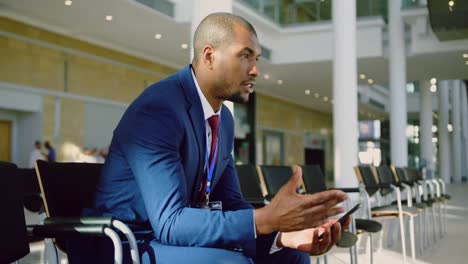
[465,60,468,65]
[323,96,328,102]
[359,74,366,79]
[368,79,374,84]
[448,124,453,132]
[305,89,311,95]
[263,74,270,80]
[154,34,162,40]
[277,80,283,85]
[314,93,320,98]
[430,78,437,84]
[448,1,454,7]
[463,53,468,58]
[105,15,113,21]
[430,84,437,93]
[181,43,188,49]
[64,0,72,6]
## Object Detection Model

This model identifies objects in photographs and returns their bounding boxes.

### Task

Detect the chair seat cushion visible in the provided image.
[355,219,382,233]
[336,231,358,248]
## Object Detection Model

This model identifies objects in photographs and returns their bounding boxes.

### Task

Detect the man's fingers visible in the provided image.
[303,190,348,208]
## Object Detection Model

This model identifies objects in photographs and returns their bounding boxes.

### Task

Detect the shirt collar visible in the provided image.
[191,66,221,121]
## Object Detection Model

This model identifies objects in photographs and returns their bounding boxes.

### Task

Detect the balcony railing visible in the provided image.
[237,0,388,26]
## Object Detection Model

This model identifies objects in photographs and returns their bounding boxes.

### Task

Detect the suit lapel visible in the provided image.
[179,65,206,201]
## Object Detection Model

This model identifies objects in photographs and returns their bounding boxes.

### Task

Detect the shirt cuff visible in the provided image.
[269,232,283,254]
[252,214,283,254]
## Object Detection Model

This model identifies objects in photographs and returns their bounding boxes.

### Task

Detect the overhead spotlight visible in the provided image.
[64,0,72,6]
[323,96,328,102]
[314,93,320,98]
[263,74,270,80]
[448,0,454,7]
[368,79,374,84]
[277,80,283,85]
[359,73,366,80]
[430,84,437,93]
[105,15,113,21]
[305,89,311,95]
[430,78,437,84]
[448,124,453,132]
[154,34,162,39]
[463,53,468,58]
[181,43,188,49]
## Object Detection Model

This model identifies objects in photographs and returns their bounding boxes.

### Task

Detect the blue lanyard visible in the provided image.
[205,114,221,195]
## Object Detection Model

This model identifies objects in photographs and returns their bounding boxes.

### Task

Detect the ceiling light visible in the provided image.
[368,79,374,84]
[465,61,468,66]
[277,80,283,85]
[430,78,437,84]
[314,93,320,98]
[432,125,438,133]
[448,1,454,7]
[181,43,188,49]
[64,0,72,6]
[463,53,468,58]
[323,96,328,102]
[263,74,270,80]
[305,89,311,95]
[359,73,366,80]
[448,124,453,132]
[105,15,113,21]
[430,84,437,93]
[154,34,162,40]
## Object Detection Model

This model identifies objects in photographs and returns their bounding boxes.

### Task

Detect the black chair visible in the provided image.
[35,160,140,264]
[0,161,30,263]
[355,165,418,263]
[301,165,381,264]
[257,165,294,197]
[235,164,269,207]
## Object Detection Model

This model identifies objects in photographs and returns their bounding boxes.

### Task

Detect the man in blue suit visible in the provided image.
[83,13,348,263]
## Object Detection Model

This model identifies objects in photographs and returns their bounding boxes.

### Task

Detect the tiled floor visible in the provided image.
[18,183,468,264]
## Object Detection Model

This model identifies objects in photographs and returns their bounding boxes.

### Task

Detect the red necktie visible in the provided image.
[200,115,220,201]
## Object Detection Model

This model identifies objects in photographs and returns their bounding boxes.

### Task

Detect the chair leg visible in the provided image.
[369,233,374,264]
[398,213,407,263]
[44,238,59,264]
[104,227,123,264]
[409,216,416,262]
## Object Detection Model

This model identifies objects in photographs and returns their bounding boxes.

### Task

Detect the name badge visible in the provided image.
[190,201,222,211]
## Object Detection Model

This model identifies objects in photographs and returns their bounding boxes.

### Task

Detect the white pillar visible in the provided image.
[190,0,234,113]
[438,81,451,183]
[451,80,462,183]
[389,0,408,167]
[419,80,433,172]
[460,82,468,180]
[332,0,358,187]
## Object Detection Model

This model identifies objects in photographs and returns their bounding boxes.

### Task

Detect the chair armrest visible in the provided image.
[28,224,108,238]
[329,187,360,193]
[44,216,114,226]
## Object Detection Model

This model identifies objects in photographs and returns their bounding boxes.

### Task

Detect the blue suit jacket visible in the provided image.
[88,65,275,258]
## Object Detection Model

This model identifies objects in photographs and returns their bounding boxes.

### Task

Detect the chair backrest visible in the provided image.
[354,165,380,196]
[0,161,30,263]
[375,165,395,196]
[393,166,412,185]
[15,168,43,212]
[301,165,327,194]
[235,164,266,206]
[35,160,103,218]
[258,165,293,196]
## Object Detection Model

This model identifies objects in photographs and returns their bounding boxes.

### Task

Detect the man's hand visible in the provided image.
[254,166,348,235]
[277,217,349,255]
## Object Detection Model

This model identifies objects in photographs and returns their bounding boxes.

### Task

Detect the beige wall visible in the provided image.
[256,93,334,178]
[0,17,176,161]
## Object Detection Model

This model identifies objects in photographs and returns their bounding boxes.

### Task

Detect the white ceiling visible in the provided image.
[0,0,466,119]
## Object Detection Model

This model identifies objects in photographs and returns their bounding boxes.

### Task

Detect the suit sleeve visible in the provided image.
[210,157,278,258]
[117,107,256,254]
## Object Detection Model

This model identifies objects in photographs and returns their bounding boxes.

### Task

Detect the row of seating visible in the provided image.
[1,160,449,264]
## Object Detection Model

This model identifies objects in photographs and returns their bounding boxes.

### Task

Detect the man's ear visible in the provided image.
[202,45,215,69]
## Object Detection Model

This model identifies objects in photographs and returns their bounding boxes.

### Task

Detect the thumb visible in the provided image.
[285,165,302,193]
